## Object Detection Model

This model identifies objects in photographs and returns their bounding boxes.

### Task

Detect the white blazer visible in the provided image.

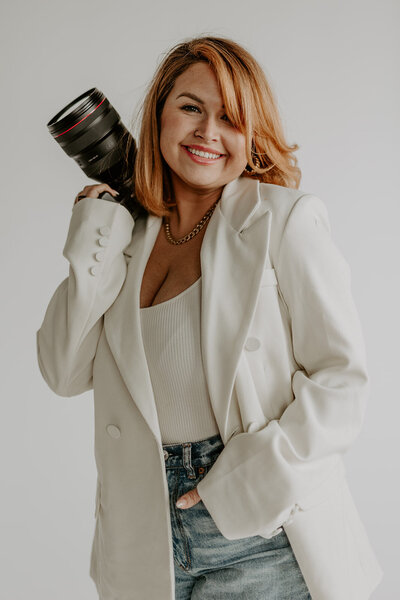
[36,175,383,599]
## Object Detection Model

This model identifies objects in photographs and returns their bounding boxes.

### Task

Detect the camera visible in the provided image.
[47,87,145,219]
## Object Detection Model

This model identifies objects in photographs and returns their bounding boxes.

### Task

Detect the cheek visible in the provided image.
[160,114,185,157]
[161,112,185,141]
[228,136,247,167]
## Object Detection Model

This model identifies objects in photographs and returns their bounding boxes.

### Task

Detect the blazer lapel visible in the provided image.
[104,176,272,446]
[104,211,162,442]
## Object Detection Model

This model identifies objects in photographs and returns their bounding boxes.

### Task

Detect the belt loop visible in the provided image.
[182,443,196,479]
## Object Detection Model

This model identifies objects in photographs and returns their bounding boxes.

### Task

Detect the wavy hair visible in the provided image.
[124,35,301,217]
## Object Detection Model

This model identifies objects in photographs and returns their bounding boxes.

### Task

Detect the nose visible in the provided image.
[195,115,220,142]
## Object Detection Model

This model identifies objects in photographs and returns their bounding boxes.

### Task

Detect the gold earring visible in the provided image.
[245,153,262,175]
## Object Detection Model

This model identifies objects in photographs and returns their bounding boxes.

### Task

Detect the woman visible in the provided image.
[37,36,383,599]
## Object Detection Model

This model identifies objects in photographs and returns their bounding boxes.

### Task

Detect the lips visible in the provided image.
[184,145,225,157]
[182,146,225,164]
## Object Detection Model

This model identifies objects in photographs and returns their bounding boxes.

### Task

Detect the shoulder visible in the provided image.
[258,181,330,229]
[257,181,332,262]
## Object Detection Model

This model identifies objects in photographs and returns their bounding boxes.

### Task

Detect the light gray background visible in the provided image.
[1,0,398,598]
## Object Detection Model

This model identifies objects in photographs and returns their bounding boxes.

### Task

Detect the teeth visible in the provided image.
[186,147,222,159]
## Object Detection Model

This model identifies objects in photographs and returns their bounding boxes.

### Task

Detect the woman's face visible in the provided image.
[159,62,248,196]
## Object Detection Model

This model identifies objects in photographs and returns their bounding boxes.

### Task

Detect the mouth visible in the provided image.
[182,145,226,164]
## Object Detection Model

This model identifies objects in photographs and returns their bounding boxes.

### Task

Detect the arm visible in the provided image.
[36,197,135,397]
[197,194,370,539]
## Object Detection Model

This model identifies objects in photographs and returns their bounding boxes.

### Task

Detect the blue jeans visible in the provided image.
[163,433,311,599]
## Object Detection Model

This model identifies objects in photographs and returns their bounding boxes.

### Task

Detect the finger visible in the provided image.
[176,488,201,509]
[74,184,118,206]
[83,183,118,198]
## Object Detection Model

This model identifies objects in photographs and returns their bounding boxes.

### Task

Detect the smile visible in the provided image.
[182,146,226,164]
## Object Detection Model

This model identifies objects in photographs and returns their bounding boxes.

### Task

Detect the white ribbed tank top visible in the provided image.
[139,276,220,444]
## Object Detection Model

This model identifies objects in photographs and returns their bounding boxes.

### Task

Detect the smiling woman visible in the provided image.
[37,34,382,600]
[127,36,301,222]
[157,61,250,227]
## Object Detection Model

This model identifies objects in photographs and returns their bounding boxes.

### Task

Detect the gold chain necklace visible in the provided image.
[163,198,220,245]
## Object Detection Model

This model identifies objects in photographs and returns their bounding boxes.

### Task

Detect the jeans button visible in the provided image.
[163,449,169,460]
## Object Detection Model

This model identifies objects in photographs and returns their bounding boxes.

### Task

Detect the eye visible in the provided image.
[180,104,231,123]
[181,104,201,113]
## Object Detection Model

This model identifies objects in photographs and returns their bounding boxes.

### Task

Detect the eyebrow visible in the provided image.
[176,92,224,108]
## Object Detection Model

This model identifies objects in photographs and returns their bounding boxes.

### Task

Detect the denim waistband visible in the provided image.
[162,433,224,467]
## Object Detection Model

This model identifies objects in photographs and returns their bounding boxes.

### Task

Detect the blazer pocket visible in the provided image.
[261,267,278,287]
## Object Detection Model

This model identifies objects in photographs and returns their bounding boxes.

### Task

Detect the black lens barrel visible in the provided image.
[47,87,143,218]
[47,88,106,139]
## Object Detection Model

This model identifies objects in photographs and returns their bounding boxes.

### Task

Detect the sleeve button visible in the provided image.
[90,265,99,276]
[98,237,109,247]
[99,225,111,235]
[95,250,105,262]
[106,424,121,439]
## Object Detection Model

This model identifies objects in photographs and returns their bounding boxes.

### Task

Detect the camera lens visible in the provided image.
[47,87,141,215]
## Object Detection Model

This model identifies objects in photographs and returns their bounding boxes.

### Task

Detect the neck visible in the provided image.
[166,177,224,237]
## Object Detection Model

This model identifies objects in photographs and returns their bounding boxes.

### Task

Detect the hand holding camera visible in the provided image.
[73,183,120,207]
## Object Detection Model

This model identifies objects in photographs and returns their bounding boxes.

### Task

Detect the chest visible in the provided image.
[139,223,206,308]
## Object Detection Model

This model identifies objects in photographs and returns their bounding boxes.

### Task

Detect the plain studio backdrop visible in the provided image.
[1,0,398,598]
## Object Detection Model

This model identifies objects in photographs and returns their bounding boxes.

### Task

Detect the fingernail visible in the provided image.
[113,191,120,196]
[176,499,186,508]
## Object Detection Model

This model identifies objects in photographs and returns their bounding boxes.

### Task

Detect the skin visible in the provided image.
[73,183,119,205]
[159,61,248,237]
[159,63,248,510]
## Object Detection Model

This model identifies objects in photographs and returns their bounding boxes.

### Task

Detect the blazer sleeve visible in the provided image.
[197,193,370,539]
[36,197,135,397]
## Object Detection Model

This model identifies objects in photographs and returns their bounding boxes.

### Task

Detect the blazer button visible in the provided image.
[244,337,260,351]
[98,237,109,247]
[95,250,105,262]
[99,225,111,236]
[106,424,121,439]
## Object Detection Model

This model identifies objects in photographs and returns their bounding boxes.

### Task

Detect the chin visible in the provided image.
[174,168,220,184]
[184,175,224,189]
